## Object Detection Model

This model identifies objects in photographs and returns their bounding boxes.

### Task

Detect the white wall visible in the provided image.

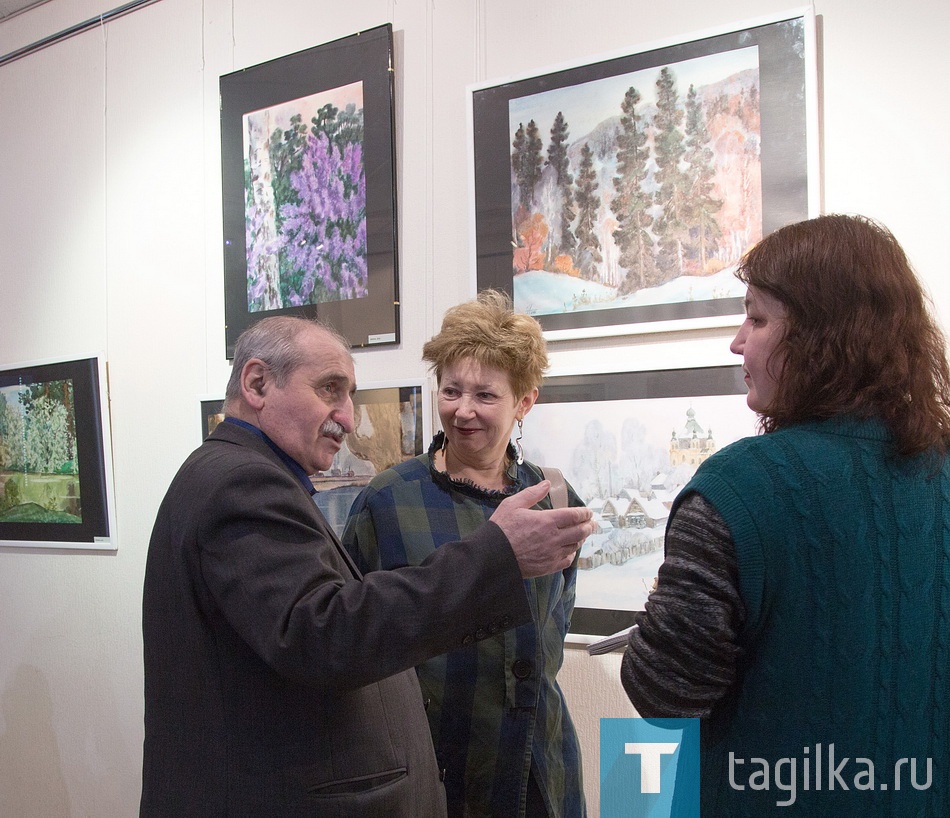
[0,0,947,814]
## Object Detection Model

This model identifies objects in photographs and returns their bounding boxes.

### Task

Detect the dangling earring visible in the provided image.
[515,418,524,465]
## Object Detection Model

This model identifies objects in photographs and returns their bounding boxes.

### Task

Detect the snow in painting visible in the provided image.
[508,47,761,318]
[243,81,367,312]
[523,391,758,612]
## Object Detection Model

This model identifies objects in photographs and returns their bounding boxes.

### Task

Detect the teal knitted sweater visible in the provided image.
[683,416,949,815]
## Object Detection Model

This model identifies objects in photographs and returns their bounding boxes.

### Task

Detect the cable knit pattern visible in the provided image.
[627,416,950,816]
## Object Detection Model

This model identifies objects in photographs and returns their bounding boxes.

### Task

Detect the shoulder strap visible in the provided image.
[539,466,568,509]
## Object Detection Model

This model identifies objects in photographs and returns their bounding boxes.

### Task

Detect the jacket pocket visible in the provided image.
[308,766,408,797]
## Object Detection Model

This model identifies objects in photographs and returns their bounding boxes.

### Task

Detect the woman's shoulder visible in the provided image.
[365,453,431,491]
[695,420,865,482]
[521,459,586,508]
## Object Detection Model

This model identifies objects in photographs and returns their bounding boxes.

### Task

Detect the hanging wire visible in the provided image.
[0,0,162,68]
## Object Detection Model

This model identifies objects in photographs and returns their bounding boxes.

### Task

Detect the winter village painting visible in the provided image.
[242,81,367,312]
[508,46,758,319]
[312,384,425,534]
[527,367,758,634]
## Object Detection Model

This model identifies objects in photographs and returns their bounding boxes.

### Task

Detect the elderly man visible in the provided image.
[141,316,592,817]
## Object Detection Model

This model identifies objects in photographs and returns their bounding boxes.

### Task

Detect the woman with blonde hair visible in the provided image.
[344,290,587,818]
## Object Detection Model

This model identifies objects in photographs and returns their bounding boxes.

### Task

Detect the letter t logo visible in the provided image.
[625,742,679,793]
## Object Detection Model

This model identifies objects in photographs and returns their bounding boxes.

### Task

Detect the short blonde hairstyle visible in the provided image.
[422,290,548,399]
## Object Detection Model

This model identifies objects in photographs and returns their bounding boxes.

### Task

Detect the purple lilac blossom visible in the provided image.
[279,133,367,304]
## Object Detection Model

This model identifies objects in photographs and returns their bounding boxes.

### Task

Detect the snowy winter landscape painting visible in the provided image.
[0,357,114,549]
[508,48,758,319]
[527,366,757,637]
[472,12,815,337]
[222,25,399,354]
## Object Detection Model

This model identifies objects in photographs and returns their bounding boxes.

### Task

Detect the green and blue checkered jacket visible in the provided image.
[342,433,586,818]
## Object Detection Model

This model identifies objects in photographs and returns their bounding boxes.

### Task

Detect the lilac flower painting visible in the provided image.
[243,81,367,312]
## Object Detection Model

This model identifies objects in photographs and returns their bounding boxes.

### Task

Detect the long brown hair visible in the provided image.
[736,214,950,457]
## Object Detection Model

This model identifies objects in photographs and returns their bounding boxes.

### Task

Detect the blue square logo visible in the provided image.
[600,718,699,818]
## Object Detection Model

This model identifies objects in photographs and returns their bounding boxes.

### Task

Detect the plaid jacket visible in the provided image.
[342,434,586,818]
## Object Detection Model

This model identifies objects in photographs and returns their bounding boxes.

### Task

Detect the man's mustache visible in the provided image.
[320,419,346,442]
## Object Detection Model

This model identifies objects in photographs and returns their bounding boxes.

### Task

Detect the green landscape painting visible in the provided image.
[0,377,82,524]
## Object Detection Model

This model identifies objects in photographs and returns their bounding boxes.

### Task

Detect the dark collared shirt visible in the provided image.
[223,417,315,495]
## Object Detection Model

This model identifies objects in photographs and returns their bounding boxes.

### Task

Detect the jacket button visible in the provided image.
[512,659,532,680]
[461,634,475,646]
[474,628,487,640]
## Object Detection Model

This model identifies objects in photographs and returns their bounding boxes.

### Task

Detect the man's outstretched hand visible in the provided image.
[490,481,594,578]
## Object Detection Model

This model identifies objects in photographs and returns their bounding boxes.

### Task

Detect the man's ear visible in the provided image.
[240,359,269,410]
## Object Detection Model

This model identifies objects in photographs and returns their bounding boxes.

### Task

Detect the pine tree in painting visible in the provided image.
[545,111,576,259]
[610,86,658,294]
[683,84,722,273]
[511,122,526,212]
[573,142,603,280]
[514,120,544,212]
[652,67,691,280]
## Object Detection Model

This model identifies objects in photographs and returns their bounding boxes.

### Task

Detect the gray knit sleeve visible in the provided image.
[620,491,746,718]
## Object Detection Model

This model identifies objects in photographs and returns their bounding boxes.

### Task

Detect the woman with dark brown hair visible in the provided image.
[621,214,950,816]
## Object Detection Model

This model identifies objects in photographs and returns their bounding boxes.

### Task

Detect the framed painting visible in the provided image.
[0,355,116,551]
[312,381,428,535]
[525,365,758,641]
[221,23,399,356]
[199,397,225,441]
[469,9,818,340]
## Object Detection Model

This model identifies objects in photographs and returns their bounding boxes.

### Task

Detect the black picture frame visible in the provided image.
[528,365,757,639]
[221,23,399,356]
[199,398,225,441]
[470,10,817,340]
[0,356,115,550]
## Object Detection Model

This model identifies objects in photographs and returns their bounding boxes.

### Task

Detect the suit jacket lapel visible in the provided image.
[210,420,365,580]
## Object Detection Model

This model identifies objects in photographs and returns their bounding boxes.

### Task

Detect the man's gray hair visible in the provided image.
[223,317,349,414]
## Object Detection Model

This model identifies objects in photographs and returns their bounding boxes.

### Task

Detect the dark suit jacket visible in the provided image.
[141,421,531,817]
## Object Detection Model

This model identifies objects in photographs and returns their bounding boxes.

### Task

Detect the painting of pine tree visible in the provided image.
[507,47,763,317]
